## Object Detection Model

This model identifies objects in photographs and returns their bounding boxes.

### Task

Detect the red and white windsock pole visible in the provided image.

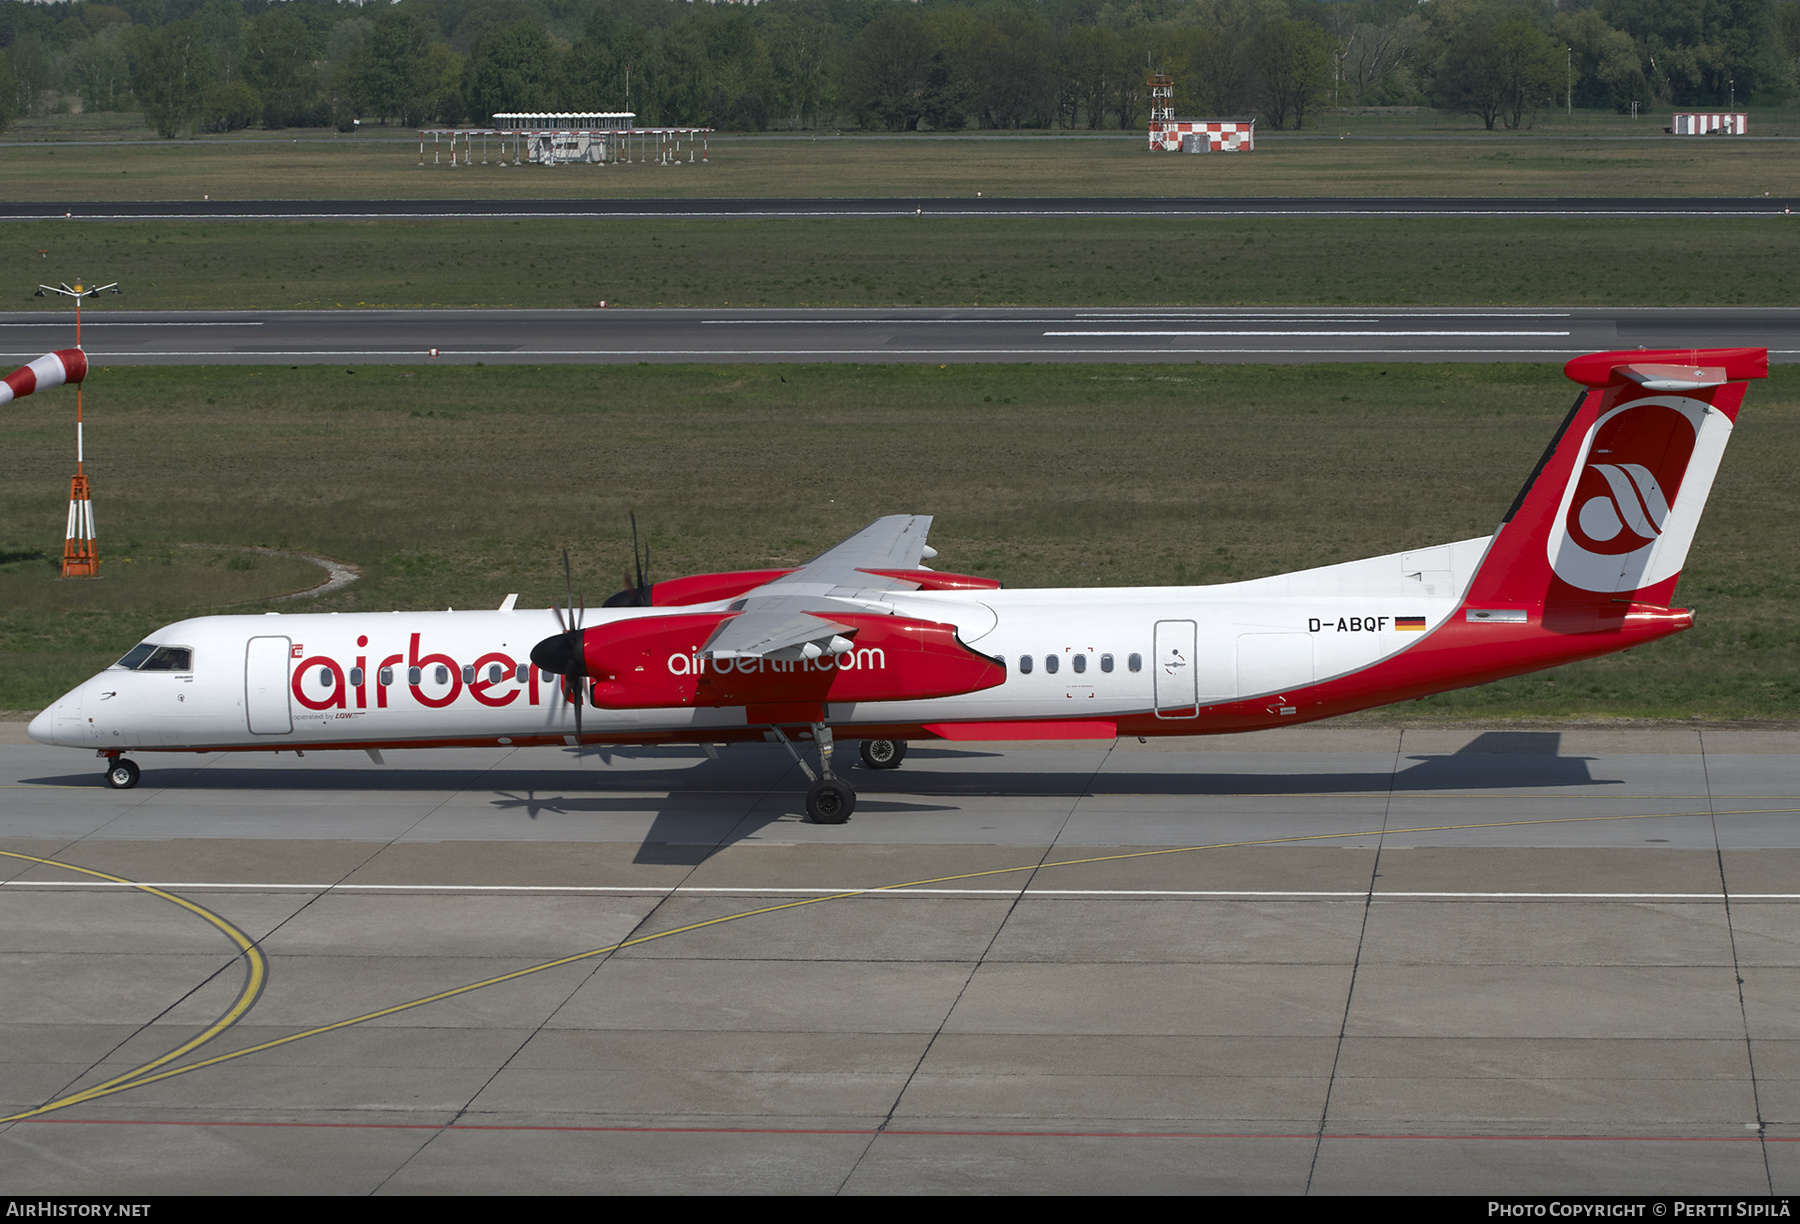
[3,346,97,577]
[30,279,116,578]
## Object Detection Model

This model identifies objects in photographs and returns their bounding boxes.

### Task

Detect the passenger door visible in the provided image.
[245,636,293,735]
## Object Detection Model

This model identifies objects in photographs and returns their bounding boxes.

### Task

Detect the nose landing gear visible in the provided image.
[102,753,140,790]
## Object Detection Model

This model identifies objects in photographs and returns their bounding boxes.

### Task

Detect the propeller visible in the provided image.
[603,510,654,607]
[529,549,587,749]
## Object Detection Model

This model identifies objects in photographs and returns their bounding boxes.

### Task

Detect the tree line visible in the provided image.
[1,0,1795,139]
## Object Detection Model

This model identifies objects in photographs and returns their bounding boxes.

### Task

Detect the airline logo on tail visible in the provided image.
[1547,396,1728,594]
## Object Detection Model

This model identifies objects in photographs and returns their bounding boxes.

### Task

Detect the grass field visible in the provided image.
[6,215,1796,311]
[3,120,1798,202]
[2,361,1794,722]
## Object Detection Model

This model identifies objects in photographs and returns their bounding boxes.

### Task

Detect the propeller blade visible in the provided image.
[630,511,645,592]
[605,513,655,607]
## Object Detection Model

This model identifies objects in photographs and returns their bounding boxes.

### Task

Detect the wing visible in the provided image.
[699,515,934,659]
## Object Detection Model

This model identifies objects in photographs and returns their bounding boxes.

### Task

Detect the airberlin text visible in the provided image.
[667,649,886,676]
[288,633,542,713]
[282,633,892,714]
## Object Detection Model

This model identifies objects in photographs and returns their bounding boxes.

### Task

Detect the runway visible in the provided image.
[4,306,1795,365]
[3,725,1798,1194]
[4,196,1797,220]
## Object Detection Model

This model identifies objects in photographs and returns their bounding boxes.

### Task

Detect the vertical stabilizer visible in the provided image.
[1465,348,1766,611]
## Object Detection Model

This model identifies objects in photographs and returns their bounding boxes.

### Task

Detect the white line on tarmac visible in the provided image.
[1072,311,1576,319]
[4,880,1794,900]
[10,209,1788,221]
[1043,330,1573,337]
[0,321,263,327]
[55,347,1613,359]
[694,318,1569,327]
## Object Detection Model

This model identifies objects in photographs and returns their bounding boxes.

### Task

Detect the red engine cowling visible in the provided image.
[648,569,796,607]
[857,568,1003,591]
[581,611,1005,710]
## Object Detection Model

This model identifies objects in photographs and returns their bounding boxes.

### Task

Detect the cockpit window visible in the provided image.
[116,644,193,672]
[115,644,156,670]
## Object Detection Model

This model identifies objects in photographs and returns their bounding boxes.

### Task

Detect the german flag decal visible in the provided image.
[1396,616,1427,632]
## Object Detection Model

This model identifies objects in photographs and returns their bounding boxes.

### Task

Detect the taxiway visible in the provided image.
[2,725,1797,1194]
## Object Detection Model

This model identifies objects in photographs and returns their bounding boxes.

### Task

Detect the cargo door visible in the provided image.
[1153,619,1198,719]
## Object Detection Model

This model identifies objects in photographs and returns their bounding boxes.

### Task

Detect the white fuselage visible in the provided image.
[28,539,1487,753]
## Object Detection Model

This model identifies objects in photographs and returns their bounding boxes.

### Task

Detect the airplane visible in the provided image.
[25,346,1766,824]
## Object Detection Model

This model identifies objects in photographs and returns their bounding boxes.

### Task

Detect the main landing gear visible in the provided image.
[102,753,140,790]
[769,728,910,824]
[859,739,907,770]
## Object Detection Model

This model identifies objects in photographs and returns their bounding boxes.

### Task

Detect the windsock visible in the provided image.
[1,349,87,406]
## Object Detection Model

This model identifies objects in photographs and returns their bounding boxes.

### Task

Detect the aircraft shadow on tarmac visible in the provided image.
[24,731,1616,865]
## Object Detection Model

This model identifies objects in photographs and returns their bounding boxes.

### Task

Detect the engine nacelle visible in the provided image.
[857,568,1003,591]
[648,569,796,607]
[581,611,1004,710]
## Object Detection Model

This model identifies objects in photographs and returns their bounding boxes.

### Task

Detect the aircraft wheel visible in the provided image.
[805,778,855,824]
[105,758,140,790]
[859,739,907,770]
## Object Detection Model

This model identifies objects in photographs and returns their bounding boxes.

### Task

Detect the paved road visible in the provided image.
[2,726,1797,1194]
[4,196,1798,220]
[3,306,1794,365]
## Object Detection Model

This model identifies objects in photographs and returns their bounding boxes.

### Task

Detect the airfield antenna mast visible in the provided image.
[34,278,119,578]
[1146,66,1174,150]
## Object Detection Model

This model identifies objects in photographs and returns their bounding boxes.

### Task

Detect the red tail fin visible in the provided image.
[1465,348,1766,611]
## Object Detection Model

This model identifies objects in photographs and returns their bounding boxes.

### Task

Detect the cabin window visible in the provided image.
[488,664,504,684]
[1071,654,1087,674]
[318,667,335,687]
[435,665,450,685]
[1128,653,1143,672]
[350,667,364,686]
[1044,655,1059,675]
[1018,655,1033,674]
[380,667,394,686]
[461,665,475,685]
[408,667,422,685]
[1100,654,1114,673]
[515,664,529,683]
